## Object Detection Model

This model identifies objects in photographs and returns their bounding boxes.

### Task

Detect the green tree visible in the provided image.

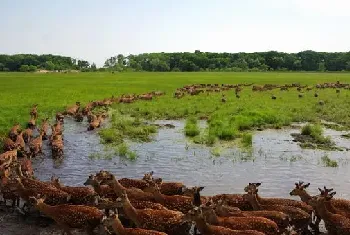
[90,63,97,71]
[19,65,29,72]
[0,63,4,71]
[45,61,55,70]
[318,61,326,72]
[28,65,37,72]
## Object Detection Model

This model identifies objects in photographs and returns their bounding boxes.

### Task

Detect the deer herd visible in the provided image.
[174,81,350,102]
[1,82,350,234]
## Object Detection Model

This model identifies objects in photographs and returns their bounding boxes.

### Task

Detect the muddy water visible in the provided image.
[32,119,350,200]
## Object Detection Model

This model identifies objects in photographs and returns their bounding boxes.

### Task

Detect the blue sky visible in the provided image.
[1,0,349,66]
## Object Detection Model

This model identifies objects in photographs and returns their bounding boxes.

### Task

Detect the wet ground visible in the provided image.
[2,118,350,234]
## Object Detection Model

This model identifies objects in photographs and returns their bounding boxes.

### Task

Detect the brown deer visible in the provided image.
[319,187,350,219]
[29,130,45,157]
[214,200,290,232]
[243,187,311,233]
[51,134,64,159]
[103,212,167,235]
[246,183,313,214]
[51,177,96,205]
[183,207,266,235]
[29,195,104,235]
[289,182,321,230]
[27,114,37,129]
[201,201,279,235]
[9,123,21,141]
[40,117,50,140]
[96,170,151,190]
[0,149,17,166]
[115,192,191,235]
[0,171,20,207]
[22,128,33,143]
[15,131,25,152]
[65,102,81,115]
[56,112,64,123]
[88,115,102,131]
[144,180,193,214]
[2,138,16,151]
[146,175,188,196]
[30,104,38,119]
[103,174,155,202]
[84,175,117,199]
[18,154,34,178]
[309,194,350,235]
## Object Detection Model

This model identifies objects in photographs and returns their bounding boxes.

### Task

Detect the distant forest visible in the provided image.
[1,50,350,72]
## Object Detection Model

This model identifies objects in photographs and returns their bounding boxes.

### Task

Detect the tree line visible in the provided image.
[105,50,350,72]
[1,50,350,72]
[0,54,96,72]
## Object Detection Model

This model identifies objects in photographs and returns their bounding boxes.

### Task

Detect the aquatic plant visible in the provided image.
[241,133,253,148]
[321,155,338,167]
[184,117,200,137]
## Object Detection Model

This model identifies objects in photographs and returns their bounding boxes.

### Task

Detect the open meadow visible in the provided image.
[1,71,350,138]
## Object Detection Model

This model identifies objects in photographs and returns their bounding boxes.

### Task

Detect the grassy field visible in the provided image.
[1,72,350,143]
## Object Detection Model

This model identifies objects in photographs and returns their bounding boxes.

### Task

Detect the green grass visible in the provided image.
[241,133,253,148]
[321,155,338,167]
[184,117,200,137]
[301,124,332,145]
[2,71,350,143]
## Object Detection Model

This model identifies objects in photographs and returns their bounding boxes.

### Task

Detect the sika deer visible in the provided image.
[30,104,38,119]
[40,117,50,140]
[214,200,290,232]
[2,138,16,151]
[0,172,20,207]
[115,192,191,235]
[0,149,17,166]
[51,177,96,205]
[15,131,25,152]
[18,155,34,178]
[65,102,81,115]
[246,183,313,214]
[319,186,350,215]
[104,174,156,202]
[56,112,64,123]
[88,115,102,131]
[22,128,33,143]
[243,187,310,233]
[103,212,167,235]
[144,180,193,214]
[147,175,188,196]
[309,194,350,235]
[201,202,279,235]
[27,114,37,129]
[29,130,44,157]
[289,182,321,231]
[84,175,117,199]
[183,207,266,235]
[319,187,350,219]
[96,170,150,190]
[51,134,64,159]
[9,123,21,141]
[29,195,104,235]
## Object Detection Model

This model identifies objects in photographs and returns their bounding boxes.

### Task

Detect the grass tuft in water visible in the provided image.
[241,133,253,148]
[210,147,221,157]
[114,142,138,161]
[185,117,200,137]
[321,155,338,167]
[98,129,123,145]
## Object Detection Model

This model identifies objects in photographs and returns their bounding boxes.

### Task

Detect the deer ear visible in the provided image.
[199,186,205,191]
[304,183,310,188]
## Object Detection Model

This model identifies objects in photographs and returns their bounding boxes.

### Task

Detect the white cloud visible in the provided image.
[292,0,350,17]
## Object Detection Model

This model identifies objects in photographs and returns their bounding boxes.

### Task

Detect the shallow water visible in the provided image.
[32,118,350,200]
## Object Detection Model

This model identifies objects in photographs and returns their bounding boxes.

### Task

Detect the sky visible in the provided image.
[1,0,349,66]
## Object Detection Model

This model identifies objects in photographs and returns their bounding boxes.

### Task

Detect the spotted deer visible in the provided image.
[9,123,21,141]
[246,183,313,214]
[103,212,167,235]
[201,201,279,235]
[243,186,311,233]
[30,104,38,119]
[309,193,350,235]
[65,102,81,116]
[29,130,45,157]
[29,195,104,235]
[115,192,191,235]
[183,207,266,235]
[40,117,50,140]
[51,177,96,205]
